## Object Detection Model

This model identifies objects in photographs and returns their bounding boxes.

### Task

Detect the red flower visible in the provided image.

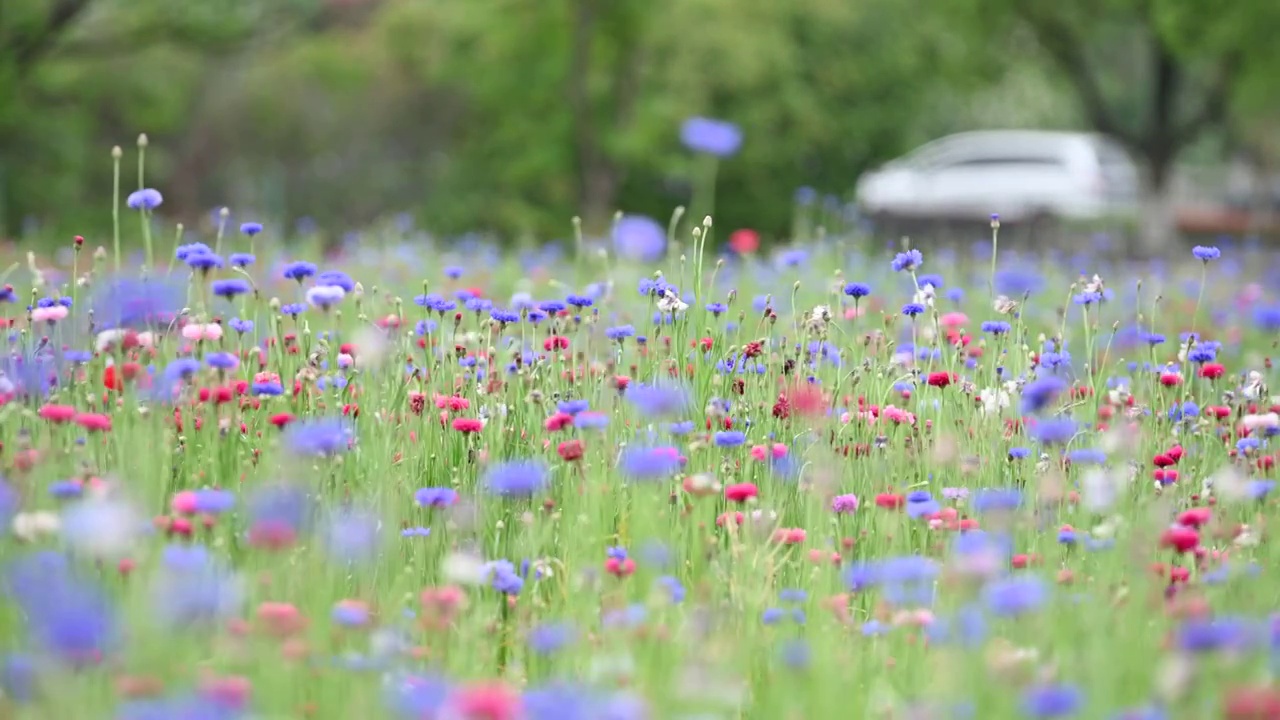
[542,336,569,351]
[1159,526,1199,553]
[269,413,295,428]
[1153,453,1175,468]
[544,412,574,431]
[1167,445,1184,462]
[408,392,426,415]
[724,482,758,503]
[38,404,77,423]
[771,528,807,544]
[728,228,760,254]
[1206,405,1232,420]
[926,371,955,388]
[605,557,636,577]
[1199,363,1226,379]
[771,394,791,420]
[73,413,112,432]
[1223,685,1280,720]
[612,375,631,390]
[874,493,904,509]
[102,365,123,391]
[452,417,483,433]
[1159,373,1182,387]
[743,341,763,358]
[1177,507,1212,528]
[557,439,584,462]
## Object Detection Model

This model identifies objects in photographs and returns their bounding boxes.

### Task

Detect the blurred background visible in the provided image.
[3,0,1280,254]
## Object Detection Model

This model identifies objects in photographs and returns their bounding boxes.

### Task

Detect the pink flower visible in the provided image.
[882,405,915,425]
[32,305,68,323]
[831,494,859,513]
[771,528,807,544]
[750,443,789,462]
[182,323,223,341]
[449,682,520,720]
[724,482,758,503]
[256,602,307,638]
[172,491,198,515]
[939,311,968,328]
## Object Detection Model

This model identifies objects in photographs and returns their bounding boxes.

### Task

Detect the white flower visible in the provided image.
[978,387,1009,415]
[442,552,487,586]
[913,283,936,308]
[1242,412,1279,432]
[993,295,1018,315]
[59,496,143,559]
[13,512,60,542]
[656,289,688,314]
[1243,371,1268,401]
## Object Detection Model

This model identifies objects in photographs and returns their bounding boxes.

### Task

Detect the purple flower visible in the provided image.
[831,494,859,513]
[322,507,382,565]
[151,544,243,628]
[283,418,353,455]
[527,623,576,655]
[211,278,251,300]
[414,487,458,508]
[239,222,263,236]
[680,117,743,157]
[483,460,549,497]
[620,446,681,480]
[6,551,117,664]
[612,215,666,262]
[126,189,163,211]
[305,285,346,310]
[92,274,184,329]
[282,261,317,282]
[625,382,691,418]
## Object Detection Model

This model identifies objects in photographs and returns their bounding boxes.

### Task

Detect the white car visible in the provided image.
[855,130,1139,227]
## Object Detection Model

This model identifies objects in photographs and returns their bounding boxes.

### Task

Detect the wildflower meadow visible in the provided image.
[4,142,1280,720]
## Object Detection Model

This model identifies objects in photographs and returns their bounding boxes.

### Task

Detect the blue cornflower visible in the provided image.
[1187,346,1216,363]
[761,607,785,625]
[444,266,464,279]
[6,552,117,663]
[981,320,1011,335]
[605,325,634,341]
[1176,617,1258,653]
[669,420,695,435]
[316,270,356,292]
[1018,376,1070,415]
[185,251,224,272]
[994,267,1042,296]
[1028,416,1076,444]
[283,261,317,282]
[706,302,728,316]
[49,480,83,500]
[283,418,354,455]
[229,318,254,334]
[1009,446,1030,459]
[175,243,210,261]
[891,249,923,272]
[211,278,251,300]
[780,588,807,603]
[680,117,743,157]
[620,446,681,480]
[239,222,263,236]
[527,309,547,324]
[558,399,590,415]
[983,576,1048,616]
[1253,305,1280,331]
[612,215,667,262]
[917,273,944,288]
[528,623,576,655]
[490,309,520,325]
[322,507,382,565]
[152,544,243,627]
[1066,448,1106,465]
[902,303,925,317]
[573,412,609,430]
[1021,684,1082,718]
[972,488,1023,513]
[843,282,871,299]
[538,300,566,314]
[281,302,306,316]
[193,489,235,514]
[484,460,549,497]
[205,352,238,370]
[484,560,524,594]
[306,285,346,310]
[713,431,746,447]
[228,253,255,267]
[93,275,185,330]
[414,487,458,508]
[165,358,202,379]
[252,379,283,396]
[126,188,163,211]
[626,382,691,417]
[1192,245,1220,262]
[565,294,592,308]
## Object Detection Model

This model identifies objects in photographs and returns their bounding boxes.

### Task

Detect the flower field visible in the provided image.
[1,204,1279,719]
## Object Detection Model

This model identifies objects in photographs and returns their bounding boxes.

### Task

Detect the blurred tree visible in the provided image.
[377,0,990,241]
[0,0,321,239]
[943,0,1280,254]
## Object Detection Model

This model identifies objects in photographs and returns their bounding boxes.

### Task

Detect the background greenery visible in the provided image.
[3,0,1280,244]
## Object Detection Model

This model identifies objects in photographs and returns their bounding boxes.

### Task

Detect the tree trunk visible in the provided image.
[1136,160,1178,257]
